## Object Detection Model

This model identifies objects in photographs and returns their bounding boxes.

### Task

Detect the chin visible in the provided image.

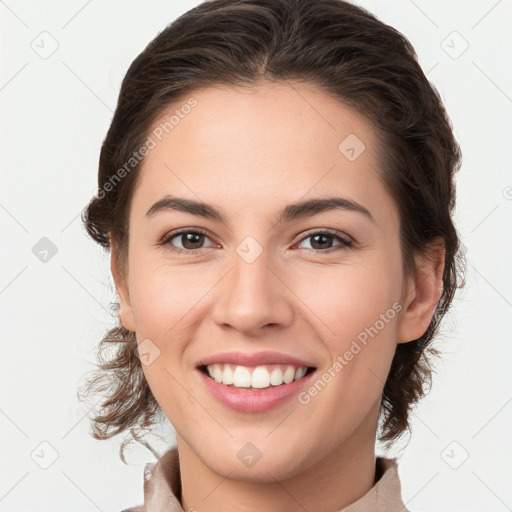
[198,438,314,482]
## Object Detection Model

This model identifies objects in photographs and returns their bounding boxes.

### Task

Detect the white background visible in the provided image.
[1,1,511,510]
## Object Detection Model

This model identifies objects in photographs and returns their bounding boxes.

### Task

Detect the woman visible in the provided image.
[79,0,464,510]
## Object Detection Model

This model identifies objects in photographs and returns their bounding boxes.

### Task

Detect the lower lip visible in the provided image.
[196,368,316,413]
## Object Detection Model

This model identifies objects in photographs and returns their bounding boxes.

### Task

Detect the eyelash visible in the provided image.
[159,228,354,255]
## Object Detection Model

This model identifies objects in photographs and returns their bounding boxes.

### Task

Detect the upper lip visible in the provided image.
[196,351,317,368]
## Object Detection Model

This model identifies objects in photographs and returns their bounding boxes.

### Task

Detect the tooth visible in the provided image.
[213,364,223,383]
[223,364,234,385]
[206,363,309,388]
[269,367,284,386]
[233,365,251,387]
[283,365,295,384]
[294,367,307,380]
[251,366,270,388]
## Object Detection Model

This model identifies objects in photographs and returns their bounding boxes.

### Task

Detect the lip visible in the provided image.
[196,351,316,368]
[195,366,316,413]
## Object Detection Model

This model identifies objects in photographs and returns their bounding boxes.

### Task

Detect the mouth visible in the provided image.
[196,362,318,413]
[197,363,317,390]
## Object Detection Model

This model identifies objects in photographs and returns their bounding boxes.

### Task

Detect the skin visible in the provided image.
[111,81,444,512]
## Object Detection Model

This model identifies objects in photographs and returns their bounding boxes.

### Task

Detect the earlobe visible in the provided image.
[397,238,445,344]
[110,236,136,332]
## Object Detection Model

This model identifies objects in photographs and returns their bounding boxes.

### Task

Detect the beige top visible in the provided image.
[121,447,409,512]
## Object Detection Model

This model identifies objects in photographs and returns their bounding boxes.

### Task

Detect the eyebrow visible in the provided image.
[145,195,374,224]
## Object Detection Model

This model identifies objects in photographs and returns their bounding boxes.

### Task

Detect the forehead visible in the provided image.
[145,80,378,165]
[132,81,393,224]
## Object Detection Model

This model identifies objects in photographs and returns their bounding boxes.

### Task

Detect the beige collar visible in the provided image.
[123,447,409,512]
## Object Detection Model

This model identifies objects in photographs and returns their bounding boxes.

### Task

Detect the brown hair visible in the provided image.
[78,0,464,455]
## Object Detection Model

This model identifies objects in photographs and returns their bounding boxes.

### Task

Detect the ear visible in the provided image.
[110,236,136,332]
[397,238,445,344]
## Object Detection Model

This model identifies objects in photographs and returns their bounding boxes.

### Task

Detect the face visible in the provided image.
[113,81,441,481]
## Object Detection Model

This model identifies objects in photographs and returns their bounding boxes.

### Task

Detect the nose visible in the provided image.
[211,250,294,336]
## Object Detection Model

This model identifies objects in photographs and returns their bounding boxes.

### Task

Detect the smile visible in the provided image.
[201,363,314,389]
[196,364,317,413]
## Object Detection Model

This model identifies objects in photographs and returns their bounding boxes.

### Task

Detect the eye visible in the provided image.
[159,228,354,255]
[160,228,216,253]
[296,230,353,253]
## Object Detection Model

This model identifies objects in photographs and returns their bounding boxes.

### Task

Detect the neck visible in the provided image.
[177,405,380,512]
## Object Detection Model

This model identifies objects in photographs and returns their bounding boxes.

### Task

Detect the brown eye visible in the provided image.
[161,229,215,253]
[177,232,206,250]
[297,230,353,252]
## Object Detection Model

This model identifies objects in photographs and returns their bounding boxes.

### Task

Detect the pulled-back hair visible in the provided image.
[79,0,464,455]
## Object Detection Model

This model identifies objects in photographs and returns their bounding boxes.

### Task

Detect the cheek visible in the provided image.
[297,259,401,338]
[127,260,199,418]
[126,257,220,410]
[297,260,402,397]
[127,254,209,334]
